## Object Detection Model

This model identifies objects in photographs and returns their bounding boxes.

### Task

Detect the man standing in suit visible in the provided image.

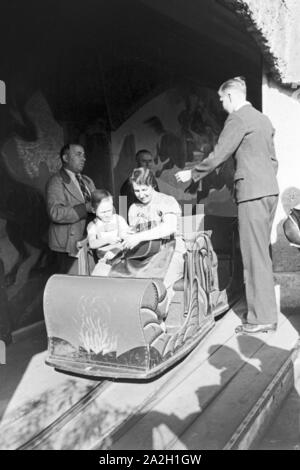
[46,143,95,274]
[176,77,279,334]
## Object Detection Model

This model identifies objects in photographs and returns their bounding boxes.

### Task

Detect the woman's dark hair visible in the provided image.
[129,167,156,187]
[91,189,113,210]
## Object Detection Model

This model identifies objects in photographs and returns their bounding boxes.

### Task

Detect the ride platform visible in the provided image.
[0,298,299,450]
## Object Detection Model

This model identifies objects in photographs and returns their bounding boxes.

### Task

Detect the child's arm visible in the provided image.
[87,222,120,249]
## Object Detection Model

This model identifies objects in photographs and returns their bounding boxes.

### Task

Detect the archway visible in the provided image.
[0,0,263,329]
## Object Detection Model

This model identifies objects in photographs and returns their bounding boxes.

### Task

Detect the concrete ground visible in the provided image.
[1,308,300,450]
[256,305,300,450]
[252,270,300,451]
[257,342,300,451]
[0,323,47,420]
[257,386,300,450]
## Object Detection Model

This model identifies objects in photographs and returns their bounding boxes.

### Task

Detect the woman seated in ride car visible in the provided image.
[110,167,186,307]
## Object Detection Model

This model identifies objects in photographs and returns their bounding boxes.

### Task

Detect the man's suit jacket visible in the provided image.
[192,104,279,203]
[46,168,95,256]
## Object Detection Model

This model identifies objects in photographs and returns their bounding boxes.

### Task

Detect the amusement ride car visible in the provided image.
[43,214,242,380]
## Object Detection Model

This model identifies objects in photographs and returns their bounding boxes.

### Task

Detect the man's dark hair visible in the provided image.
[135,149,153,166]
[60,144,71,164]
[60,143,82,164]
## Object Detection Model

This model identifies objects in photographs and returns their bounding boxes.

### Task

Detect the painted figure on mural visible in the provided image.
[113,87,230,209]
[79,118,114,193]
[0,90,64,335]
[46,143,96,274]
[179,93,235,210]
[176,76,279,334]
[143,115,185,173]
[0,92,59,288]
[0,159,50,287]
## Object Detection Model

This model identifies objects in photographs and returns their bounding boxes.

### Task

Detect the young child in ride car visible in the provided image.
[87,189,130,275]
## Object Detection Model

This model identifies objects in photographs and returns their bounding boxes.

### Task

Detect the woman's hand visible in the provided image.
[122,233,142,250]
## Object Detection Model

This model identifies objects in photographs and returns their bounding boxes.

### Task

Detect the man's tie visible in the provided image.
[76,173,91,202]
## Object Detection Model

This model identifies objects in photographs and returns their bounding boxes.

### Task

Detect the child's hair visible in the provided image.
[129,167,156,187]
[91,189,113,210]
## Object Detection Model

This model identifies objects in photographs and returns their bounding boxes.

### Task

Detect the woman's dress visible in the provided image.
[109,191,186,303]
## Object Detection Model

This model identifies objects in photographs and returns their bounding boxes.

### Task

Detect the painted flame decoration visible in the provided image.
[76,296,117,355]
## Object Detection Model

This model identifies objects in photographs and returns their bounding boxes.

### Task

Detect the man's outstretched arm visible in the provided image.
[176,114,246,183]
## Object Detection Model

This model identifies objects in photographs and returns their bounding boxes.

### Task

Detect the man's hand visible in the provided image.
[175,169,192,183]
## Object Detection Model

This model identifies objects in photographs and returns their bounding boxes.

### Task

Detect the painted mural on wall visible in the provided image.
[0,91,63,331]
[2,91,62,191]
[112,86,237,217]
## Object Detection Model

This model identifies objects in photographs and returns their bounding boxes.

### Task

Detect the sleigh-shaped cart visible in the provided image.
[43,214,242,379]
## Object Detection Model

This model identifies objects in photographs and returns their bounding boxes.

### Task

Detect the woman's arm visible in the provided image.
[139,213,177,240]
[122,213,177,250]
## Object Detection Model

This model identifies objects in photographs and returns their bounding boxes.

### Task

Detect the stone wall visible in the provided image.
[112,86,237,217]
[262,72,300,272]
[0,91,63,333]
[221,0,300,85]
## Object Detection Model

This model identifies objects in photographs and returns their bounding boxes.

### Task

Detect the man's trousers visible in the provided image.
[238,195,278,325]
